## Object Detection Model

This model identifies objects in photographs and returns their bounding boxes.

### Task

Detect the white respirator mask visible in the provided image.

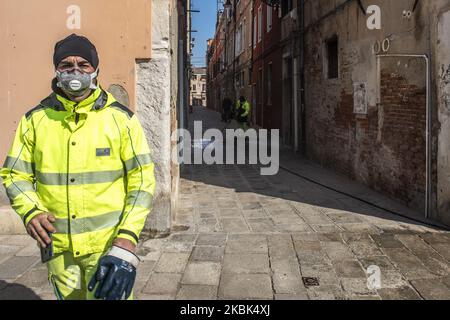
[56,68,98,97]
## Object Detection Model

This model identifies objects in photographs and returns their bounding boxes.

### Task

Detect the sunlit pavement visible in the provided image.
[0,106,449,300]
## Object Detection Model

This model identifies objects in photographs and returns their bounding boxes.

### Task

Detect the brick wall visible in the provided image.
[306,49,427,210]
[376,70,427,207]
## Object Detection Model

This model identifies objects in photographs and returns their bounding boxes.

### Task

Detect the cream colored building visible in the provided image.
[190,67,207,106]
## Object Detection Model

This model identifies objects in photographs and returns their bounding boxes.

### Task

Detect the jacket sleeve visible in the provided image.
[116,114,156,245]
[0,115,49,226]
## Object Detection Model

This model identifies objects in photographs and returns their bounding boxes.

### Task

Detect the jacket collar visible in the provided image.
[56,87,103,114]
[41,80,110,114]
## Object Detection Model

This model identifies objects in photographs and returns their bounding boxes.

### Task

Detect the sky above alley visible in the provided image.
[191,0,219,67]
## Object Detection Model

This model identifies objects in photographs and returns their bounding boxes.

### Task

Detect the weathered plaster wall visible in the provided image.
[170,0,181,224]
[436,5,450,225]
[303,0,444,218]
[137,0,175,234]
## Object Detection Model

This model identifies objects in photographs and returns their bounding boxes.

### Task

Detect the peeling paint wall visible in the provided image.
[137,0,181,234]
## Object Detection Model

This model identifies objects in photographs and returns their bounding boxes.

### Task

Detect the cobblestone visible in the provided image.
[377,286,422,300]
[176,285,218,300]
[190,246,225,262]
[181,262,221,286]
[222,253,270,274]
[218,273,273,299]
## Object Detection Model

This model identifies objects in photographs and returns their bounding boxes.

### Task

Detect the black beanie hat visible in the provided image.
[53,34,99,69]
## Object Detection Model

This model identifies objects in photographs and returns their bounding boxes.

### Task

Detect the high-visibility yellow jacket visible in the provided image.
[236,100,251,118]
[241,101,251,117]
[0,86,156,257]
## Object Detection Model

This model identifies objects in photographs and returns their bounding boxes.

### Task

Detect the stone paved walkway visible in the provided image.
[0,106,449,300]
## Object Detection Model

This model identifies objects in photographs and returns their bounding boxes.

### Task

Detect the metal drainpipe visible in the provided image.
[299,0,306,155]
[224,13,228,98]
[376,54,431,219]
[250,0,255,110]
[232,0,237,99]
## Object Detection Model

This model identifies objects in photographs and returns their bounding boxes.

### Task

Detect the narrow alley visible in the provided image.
[2,106,449,300]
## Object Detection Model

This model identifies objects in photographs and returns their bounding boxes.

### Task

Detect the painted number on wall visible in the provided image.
[367,5,381,30]
[67,5,81,30]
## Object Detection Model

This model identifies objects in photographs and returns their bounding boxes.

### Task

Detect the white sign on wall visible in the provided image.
[354,82,368,114]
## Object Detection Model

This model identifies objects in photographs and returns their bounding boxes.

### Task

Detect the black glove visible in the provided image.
[88,246,140,300]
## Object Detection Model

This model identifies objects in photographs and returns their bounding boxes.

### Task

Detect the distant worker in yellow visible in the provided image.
[236,95,252,131]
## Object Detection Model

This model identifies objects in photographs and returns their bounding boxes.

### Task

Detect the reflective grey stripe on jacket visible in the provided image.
[36,170,124,185]
[53,210,123,234]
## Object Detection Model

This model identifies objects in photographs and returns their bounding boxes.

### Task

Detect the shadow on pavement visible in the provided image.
[0,281,41,300]
[182,106,448,232]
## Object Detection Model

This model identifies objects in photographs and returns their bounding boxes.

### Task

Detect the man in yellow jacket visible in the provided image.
[0,34,156,300]
[236,96,252,130]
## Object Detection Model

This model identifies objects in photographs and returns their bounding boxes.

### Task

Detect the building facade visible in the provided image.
[252,0,283,130]
[0,0,191,234]
[207,0,450,226]
[207,0,285,129]
[206,12,226,112]
[234,0,254,111]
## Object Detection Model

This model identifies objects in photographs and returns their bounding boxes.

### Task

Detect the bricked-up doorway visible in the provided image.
[376,56,428,214]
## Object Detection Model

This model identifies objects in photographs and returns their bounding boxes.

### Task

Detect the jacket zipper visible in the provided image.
[68,104,79,236]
